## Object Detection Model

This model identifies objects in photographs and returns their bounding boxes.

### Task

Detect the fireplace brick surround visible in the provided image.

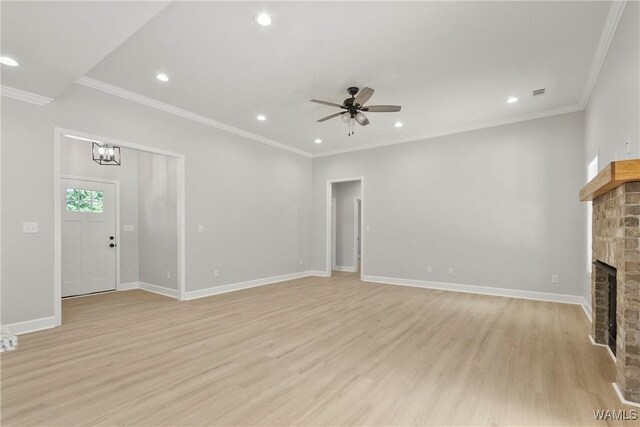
[590,181,640,404]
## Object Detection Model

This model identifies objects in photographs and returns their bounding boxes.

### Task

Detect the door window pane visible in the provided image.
[66,189,104,213]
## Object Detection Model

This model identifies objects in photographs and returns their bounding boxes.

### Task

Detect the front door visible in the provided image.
[62,179,116,297]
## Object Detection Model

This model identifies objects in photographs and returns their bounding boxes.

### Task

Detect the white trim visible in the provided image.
[313,104,583,158]
[309,270,330,277]
[579,1,628,108]
[581,297,593,323]
[326,178,364,279]
[118,281,139,291]
[61,175,121,295]
[2,317,56,335]
[353,197,361,273]
[76,77,312,158]
[138,282,179,299]
[589,334,617,363]
[334,266,357,273]
[0,85,53,106]
[184,271,311,301]
[362,274,586,305]
[54,127,187,327]
[612,383,640,408]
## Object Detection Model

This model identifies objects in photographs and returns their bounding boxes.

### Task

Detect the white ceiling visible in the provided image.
[2,1,615,155]
[0,1,168,98]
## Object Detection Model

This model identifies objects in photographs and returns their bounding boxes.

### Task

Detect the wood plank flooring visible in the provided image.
[1,272,634,426]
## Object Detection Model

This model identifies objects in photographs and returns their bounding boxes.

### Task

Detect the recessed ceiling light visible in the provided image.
[0,56,18,67]
[394,122,403,128]
[255,13,272,26]
[314,139,322,144]
[506,97,518,103]
[257,114,266,121]
[156,73,169,82]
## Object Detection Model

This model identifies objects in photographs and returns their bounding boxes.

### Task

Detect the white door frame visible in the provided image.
[61,175,121,295]
[325,177,364,278]
[54,127,187,327]
[331,197,337,270]
[353,197,361,273]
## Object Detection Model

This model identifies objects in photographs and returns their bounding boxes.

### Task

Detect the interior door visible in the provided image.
[62,179,116,297]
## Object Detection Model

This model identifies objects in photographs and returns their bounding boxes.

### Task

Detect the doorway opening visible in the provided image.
[326,177,364,278]
[54,128,186,327]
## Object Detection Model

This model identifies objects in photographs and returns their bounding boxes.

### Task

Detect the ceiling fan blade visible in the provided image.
[354,87,374,106]
[355,112,369,126]
[363,105,402,112]
[317,111,346,122]
[310,99,345,109]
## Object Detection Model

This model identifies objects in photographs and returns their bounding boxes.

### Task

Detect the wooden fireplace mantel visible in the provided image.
[580,159,640,201]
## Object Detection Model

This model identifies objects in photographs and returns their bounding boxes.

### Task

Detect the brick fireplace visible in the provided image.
[581,160,640,405]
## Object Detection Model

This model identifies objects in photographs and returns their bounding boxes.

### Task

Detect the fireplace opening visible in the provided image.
[594,260,617,355]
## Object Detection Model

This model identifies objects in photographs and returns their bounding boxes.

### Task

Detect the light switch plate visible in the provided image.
[123,224,135,232]
[23,222,38,233]
[198,225,204,233]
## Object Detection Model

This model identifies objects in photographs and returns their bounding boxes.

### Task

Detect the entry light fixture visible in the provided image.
[394,122,403,128]
[92,142,121,166]
[314,139,322,144]
[257,114,266,121]
[156,73,169,82]
[506,97,518,104]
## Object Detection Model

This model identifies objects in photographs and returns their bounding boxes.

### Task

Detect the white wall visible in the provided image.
[138,151,178,290]
[332,181,361,269]
[312,112,586,297]
[1,84,311,325]
[60,138,140,284]
[583,1,639,303]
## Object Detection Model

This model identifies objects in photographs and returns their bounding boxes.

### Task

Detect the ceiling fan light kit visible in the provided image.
[311,86,401,136]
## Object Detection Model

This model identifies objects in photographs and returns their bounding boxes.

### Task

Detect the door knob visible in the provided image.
[109,236,115,240]
[109,243,116,248]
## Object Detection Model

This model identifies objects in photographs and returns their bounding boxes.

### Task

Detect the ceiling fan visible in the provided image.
[311,87,401,136]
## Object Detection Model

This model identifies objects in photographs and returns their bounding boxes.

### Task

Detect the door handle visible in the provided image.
[109,236,115,240]
[109,243,117,248]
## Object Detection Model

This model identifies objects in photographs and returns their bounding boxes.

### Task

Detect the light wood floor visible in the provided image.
[1,272,633,426]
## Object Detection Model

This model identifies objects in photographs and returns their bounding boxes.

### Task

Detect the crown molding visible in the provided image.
[0,85,53,106]
[579,0,627,108]
[312,103,584,158]
[76,76,313,158]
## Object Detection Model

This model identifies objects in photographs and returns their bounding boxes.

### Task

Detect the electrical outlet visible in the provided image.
[166,271,171,279]
[427,266,432,273]
[552,275,559,283]
[298,259,303,266]
[448,267,454,275]
[214,270,219,278]
[625,137,632,155]
[22,222,38,233]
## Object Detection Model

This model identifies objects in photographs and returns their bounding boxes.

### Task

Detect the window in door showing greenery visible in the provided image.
[66,189,104,212]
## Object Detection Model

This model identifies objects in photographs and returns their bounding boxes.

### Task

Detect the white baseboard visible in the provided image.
[589,335,617,363]
[613,382,640,408]
[2,316,56,335]
[334,265,357,272]
[118,281,139,291]
[581,297,593,323]
[309,270,330,277]
[138,282,179,299]
[361,275,587,313]
[185,271,312,300]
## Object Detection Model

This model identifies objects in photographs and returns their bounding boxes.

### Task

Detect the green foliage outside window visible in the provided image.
[66,189,104,213]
